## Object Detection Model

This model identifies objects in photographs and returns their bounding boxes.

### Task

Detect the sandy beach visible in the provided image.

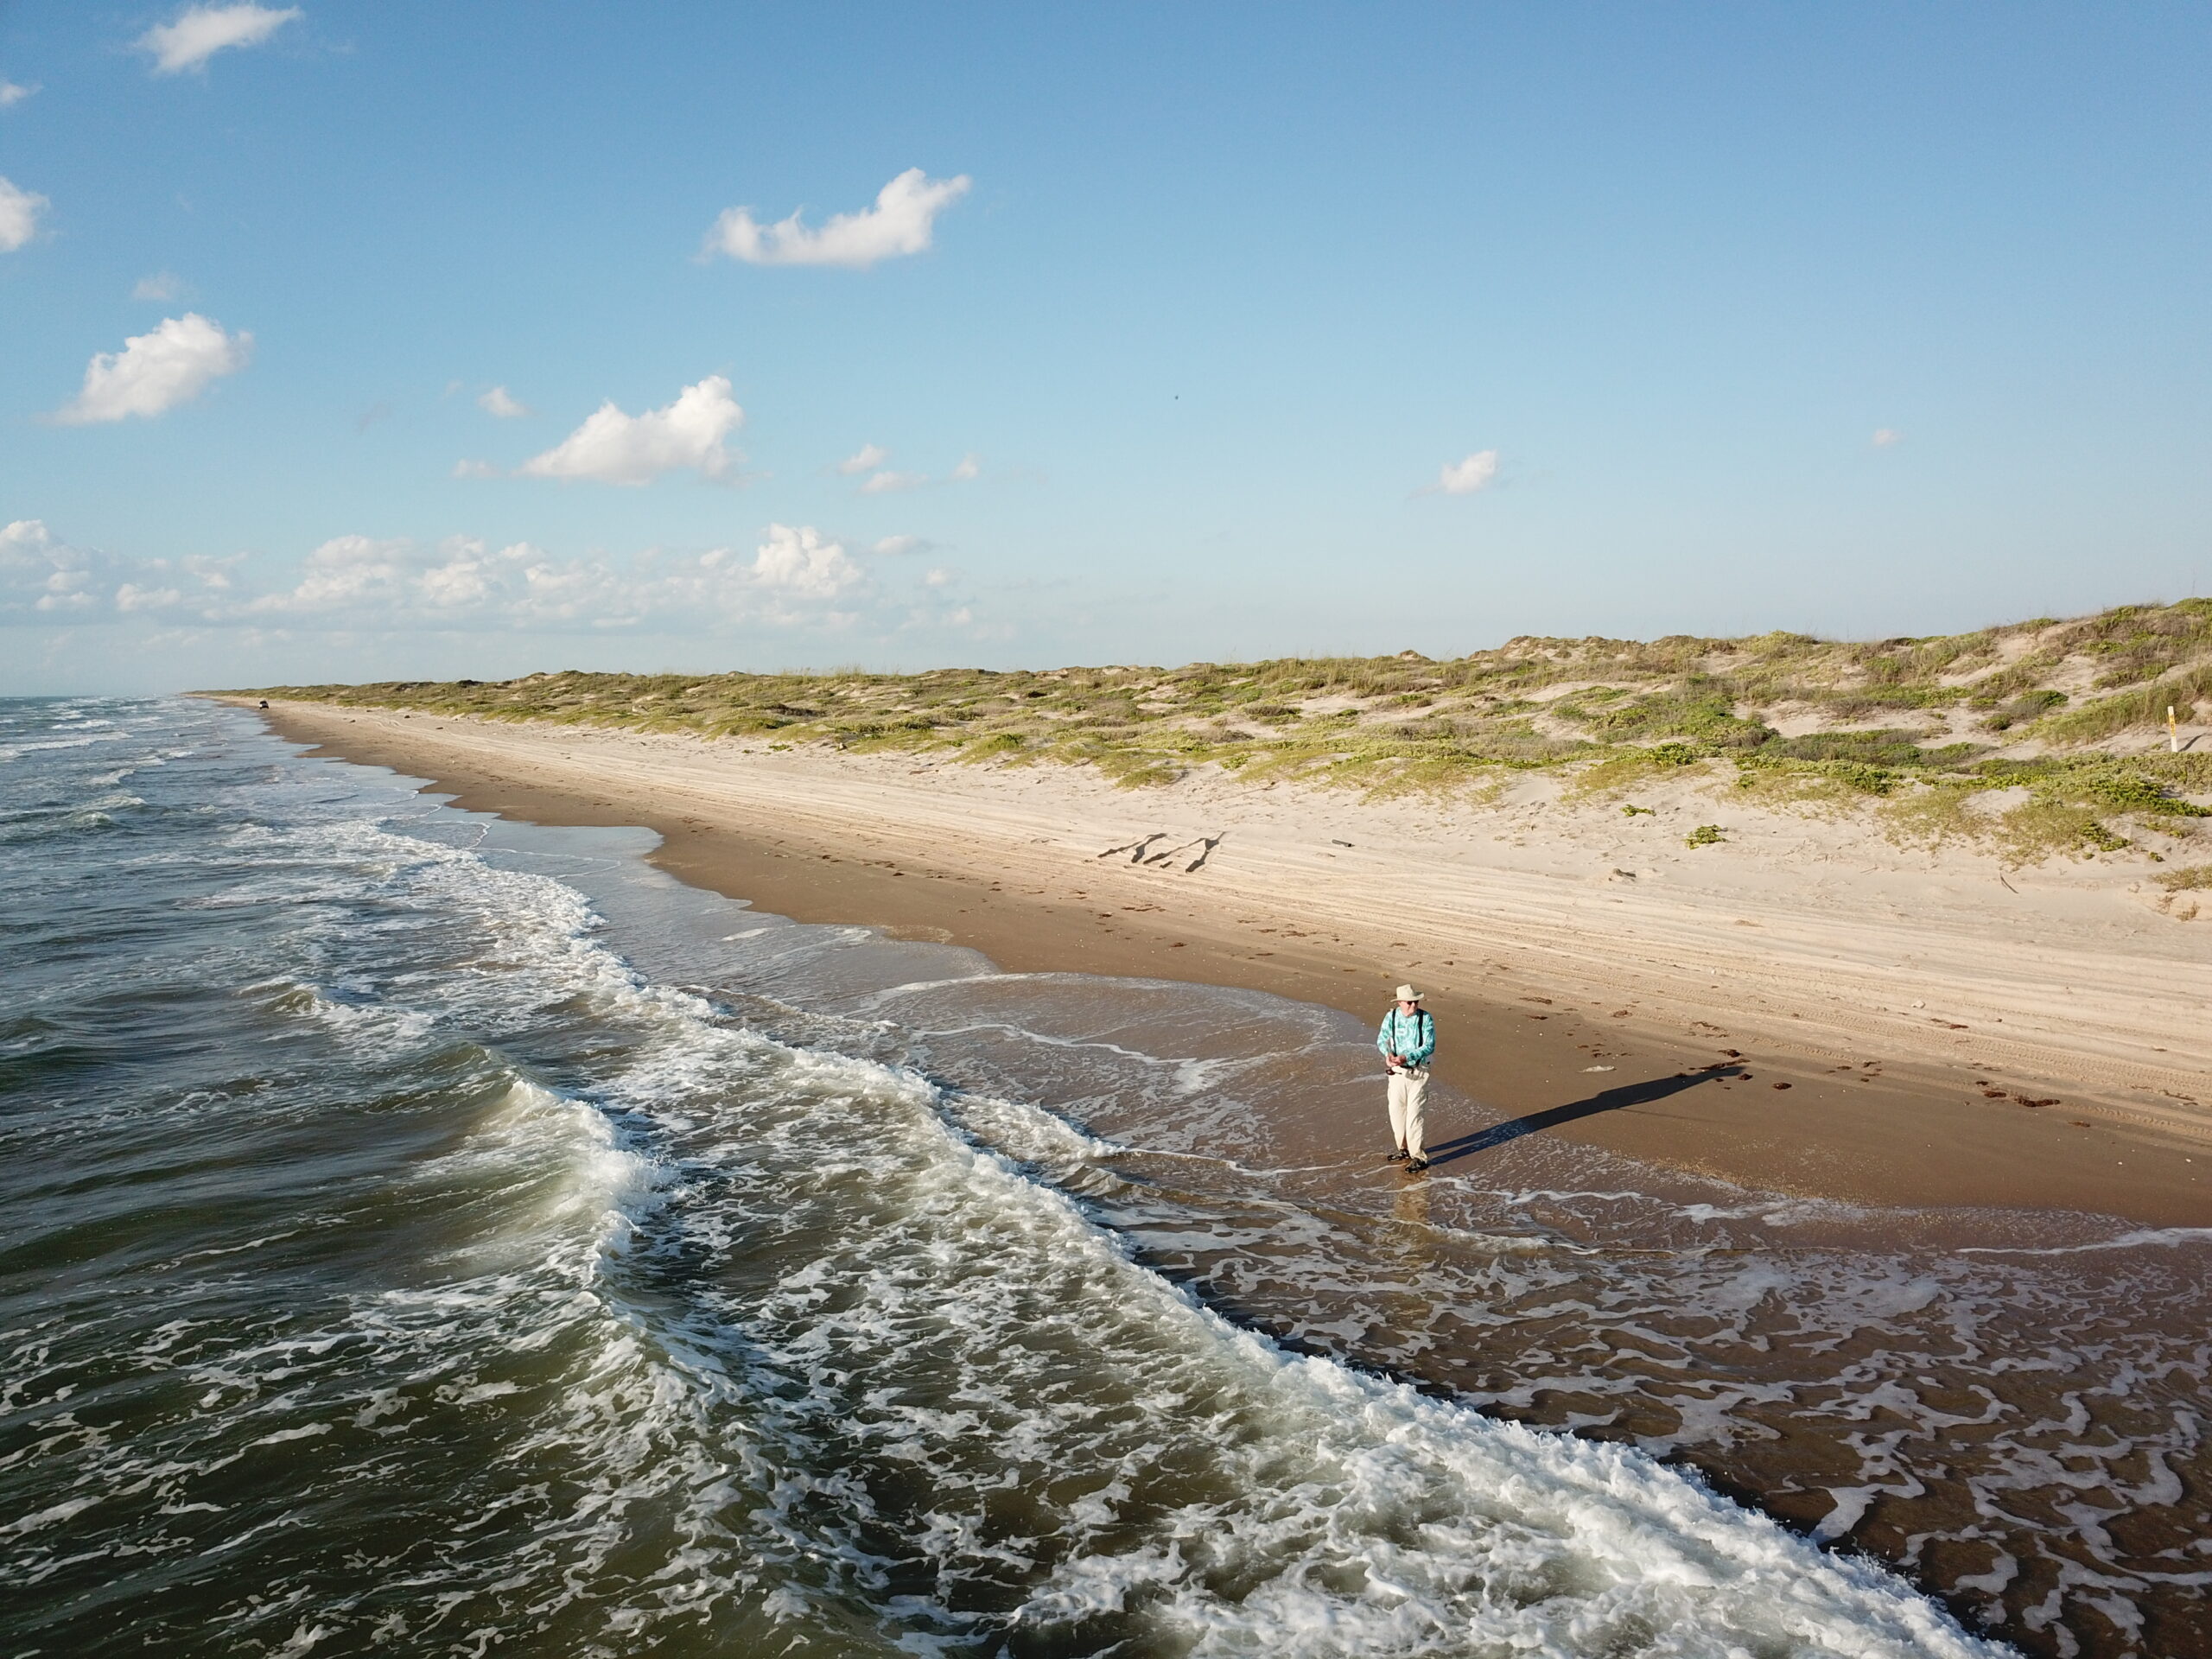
[240,697,2212,1227]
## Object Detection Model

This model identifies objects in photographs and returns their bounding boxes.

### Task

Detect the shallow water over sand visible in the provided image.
[4,697,2201,1656]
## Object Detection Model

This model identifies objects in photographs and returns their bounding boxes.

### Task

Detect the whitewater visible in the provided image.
[6,698,2200,1656]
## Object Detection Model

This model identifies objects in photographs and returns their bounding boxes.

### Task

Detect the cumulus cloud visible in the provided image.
[242,524,867,628]
[854,454,980,495]
[747,524,863,599]
[6,517,934,637]
[132,271,184,301]
[452,458,497,479]
[705,168,970,269]
[3,520,109,618]
[836,442,887,475]
[478,385,529,418]
[870,535,925,556]
[1434,450,1500,495]
[181,551,245,589]
[1872,428,1903,448]
[54,313,252,424]
[2,519,235,622]
[517,376,743,486]
[139,4,301,74]
[0,81,36,109]
[0,175,48,252]
[246,534,467,618]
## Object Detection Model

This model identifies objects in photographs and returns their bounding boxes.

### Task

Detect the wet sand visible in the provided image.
[238,699,2212,1228]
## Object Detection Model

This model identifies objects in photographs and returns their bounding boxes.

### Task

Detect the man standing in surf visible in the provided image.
[1378,985,1435,1173]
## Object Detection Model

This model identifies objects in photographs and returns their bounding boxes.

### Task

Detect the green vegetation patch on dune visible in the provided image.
[218,598,2212,855]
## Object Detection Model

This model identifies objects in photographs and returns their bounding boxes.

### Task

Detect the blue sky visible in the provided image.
[3,3,2209,692]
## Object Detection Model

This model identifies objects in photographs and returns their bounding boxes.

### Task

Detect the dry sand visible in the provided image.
[238,699,2212,1227]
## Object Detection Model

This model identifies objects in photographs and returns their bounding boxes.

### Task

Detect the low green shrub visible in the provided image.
[2037,661,2212,745]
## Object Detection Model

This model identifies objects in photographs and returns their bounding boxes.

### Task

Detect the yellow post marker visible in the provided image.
[2171,704,2181,753]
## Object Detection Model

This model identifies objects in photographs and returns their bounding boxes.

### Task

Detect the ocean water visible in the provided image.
[3,698,2204,1658]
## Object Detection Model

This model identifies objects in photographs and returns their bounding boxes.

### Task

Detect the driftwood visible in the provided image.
[1096,831,1224,873]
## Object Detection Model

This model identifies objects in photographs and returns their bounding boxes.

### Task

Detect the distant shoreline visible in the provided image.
[235,696,2212,1229]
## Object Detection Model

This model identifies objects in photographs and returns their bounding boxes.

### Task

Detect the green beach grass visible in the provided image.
[224,599,2212,864]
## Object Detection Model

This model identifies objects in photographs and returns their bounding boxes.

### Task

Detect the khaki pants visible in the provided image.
[1387,1067,1429,1160]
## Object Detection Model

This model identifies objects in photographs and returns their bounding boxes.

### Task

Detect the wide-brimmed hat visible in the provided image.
[1394,984,1422,1002]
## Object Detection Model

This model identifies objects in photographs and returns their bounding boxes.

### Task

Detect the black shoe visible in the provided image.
[1404,1158,1429,1173]
[1386,1147,1409,1164]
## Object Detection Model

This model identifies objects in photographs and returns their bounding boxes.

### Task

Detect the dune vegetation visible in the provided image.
[229,600,2212,863]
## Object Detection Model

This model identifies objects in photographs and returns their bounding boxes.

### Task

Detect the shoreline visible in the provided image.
[236,698,2212,1228]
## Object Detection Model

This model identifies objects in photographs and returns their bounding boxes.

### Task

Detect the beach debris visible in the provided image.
[1141,832,1224,872]
[1331,838,1353,847]
[1582,1065,1615,1072]
[1771,1081,1791,1090]
[1932,1020,1968,1029]
[1097,833,1166,862]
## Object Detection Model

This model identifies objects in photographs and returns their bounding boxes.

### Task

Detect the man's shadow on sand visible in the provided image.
[1423,1063,1745,1168]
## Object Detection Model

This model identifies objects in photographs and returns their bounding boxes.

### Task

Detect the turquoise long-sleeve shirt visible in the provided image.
[1376,1007,1435,1069]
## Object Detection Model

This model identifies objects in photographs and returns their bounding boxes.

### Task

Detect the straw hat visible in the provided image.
[1394,984,1422,1003]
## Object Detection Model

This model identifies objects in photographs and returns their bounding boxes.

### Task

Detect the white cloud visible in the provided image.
[181,551,245,589]
[747,524,863,599]
[54,313,252,424]
[1872,428,1903,448]
[836,442,887,475]
[0,175,48,252]
[242,525,868,629]
[516,376,743,486]
[132,272,183,302]
[1435,449,1499,495]
[2,520,105,617]
[923,567,954,588]
[139,4,301,74]
[705,168,971,269]
[117,582,185,613]
[870,535,924,556]
[4,519,958,636]
[2,519,234,622]
[247,534,441,616]
[0,81,37,109]
[854,453,979,495]
[452,459,497,479]
[478,385,529,418]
